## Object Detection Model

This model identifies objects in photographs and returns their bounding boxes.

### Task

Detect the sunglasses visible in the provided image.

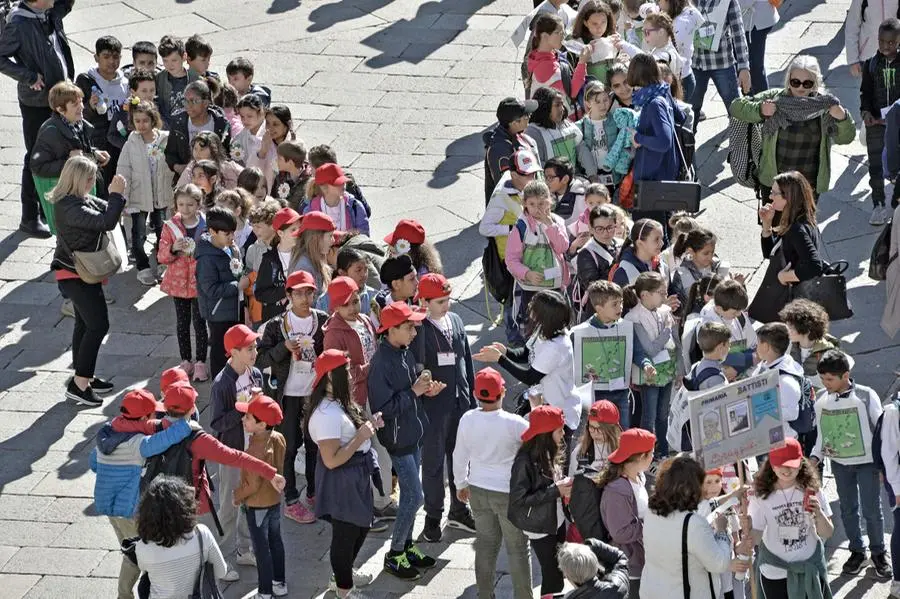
[789,79,815,89]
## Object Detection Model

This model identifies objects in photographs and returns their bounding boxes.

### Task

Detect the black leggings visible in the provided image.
[530,525,566,595]
[329,519,369,591]
[58,278,109,378]
[208,320,240,380]
[761,574,823,599]
[280,395,317,503]
[173,297,207,362]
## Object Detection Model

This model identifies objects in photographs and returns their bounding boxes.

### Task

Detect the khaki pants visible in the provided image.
[468,486,532,599]
[108,516,140,599]
[217,464,252,557]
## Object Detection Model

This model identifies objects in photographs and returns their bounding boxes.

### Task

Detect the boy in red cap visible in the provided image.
[233,394,288,598]
[209,324,264,575]
[303,163,370,235]
[452,367,532,599]
[408,273,477,541]
[368,301,446,579]
[257,270,328,524]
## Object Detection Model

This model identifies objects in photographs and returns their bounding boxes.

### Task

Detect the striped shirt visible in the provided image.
[134,524,226,598]
[692,0,750,72]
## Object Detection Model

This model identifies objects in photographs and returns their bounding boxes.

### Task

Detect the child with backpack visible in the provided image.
[527,13,590,111]
[303,163,370,235]
[255,207,301,323]
[778,298,846,390]
[697,279,757,380]
[810,350,891,579]
[844,0,900,76]
[610,218,668,287]
[573,204,621,322]
[669,227,733,312]
[569,399,622,476]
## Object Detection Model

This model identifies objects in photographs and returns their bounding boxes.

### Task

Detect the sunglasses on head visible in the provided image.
[789,78,815,89]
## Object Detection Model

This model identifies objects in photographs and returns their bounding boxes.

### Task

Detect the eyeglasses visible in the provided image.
[789,79,815,89]
[544,173,559,181]
[592,225,616,233]
[184,98,206,105]
[588,424,604,432]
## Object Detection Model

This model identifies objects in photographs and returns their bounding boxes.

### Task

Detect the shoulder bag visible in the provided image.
[192,527,224,599]
[791,260,853,321]
[57,229,122,284]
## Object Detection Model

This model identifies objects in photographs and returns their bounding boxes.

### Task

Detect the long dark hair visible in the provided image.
[410,240,443,275]
[137,476,197,547]
[772,171,817,234]
[672,227,716,259]
[519,430,563,479]
[531,87,567,128]
[622,271,666,311]
[304,363,366,438]
[648,455,705,516]
[662,0,692,18]
[681,273,722,326]
[530,13,564,51]
[528,290,572,339]
[754,457,821,499]
[596,450,649,488]
[617,218,663,262]
[572,0,616,42]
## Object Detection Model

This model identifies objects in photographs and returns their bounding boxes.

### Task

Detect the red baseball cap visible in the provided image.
[121,388,164,419]
[384,219,425,246]
[512,149,541,176]
[286,270,317,291]
[236,394,284,426]
[295,211,336,236]
[328,276,359,311]
[521,405,565,442]
[224,324,259,356]
[706,468,725,477]
[588,400,620,425]
[376,301,426,334]
[414,273,452,302]
[163,380,198,413]
[160,366,189,393]
[769,437,803,468]
[272,207,301,231]
[474,367,505,402]
[315,163,349,186]
[607,428,656,464]
[313,349,351,389]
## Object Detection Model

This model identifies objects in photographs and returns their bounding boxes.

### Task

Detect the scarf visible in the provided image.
[632,82,670,109]
[761,92,839,137]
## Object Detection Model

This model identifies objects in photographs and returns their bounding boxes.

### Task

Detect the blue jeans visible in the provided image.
[681,73,696,105]
[831,461,885,554]
[244,504,285,595]
[640,383,672,456]
[597,389,631,429]
[390,449,424,552]
[745,27,772,95]
[690,65,739,130]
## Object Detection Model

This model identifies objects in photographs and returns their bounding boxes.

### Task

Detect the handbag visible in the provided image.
[482,237,513,304]
[192,527,224,599]
[58,230,122,284]
[791,260,854,321]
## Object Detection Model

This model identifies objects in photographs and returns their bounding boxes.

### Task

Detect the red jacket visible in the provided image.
[322,313,376,407]
[158,213,206,299]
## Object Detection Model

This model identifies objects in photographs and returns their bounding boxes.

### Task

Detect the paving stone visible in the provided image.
[376,91,482,110]
[0,574,40,599]
[89,550,123,579]
[0,281,59,305]
[65,3,147,34]
[0,521,66,547]
[51,521,120,550]
[68,14,221,51]
[0,496,54,521]
[40,498,99,523]
[22,574,118,598]
[376,74,467,93]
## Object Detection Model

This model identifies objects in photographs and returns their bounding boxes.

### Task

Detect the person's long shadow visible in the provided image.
[307,0,396,33]
[269,0,303,14]
[428,131,486,189]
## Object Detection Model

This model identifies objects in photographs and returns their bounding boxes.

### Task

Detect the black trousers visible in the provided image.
[208,320,240,379]
[280,394,317,503]
[19,103,52,222]
[59,278,109,378]
[530,525,566,595]
[130,209,166,271]
[329,519,369,591]
[422,406,467,519]
[173,297,207,362]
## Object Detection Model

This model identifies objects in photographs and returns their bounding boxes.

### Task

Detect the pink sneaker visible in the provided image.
[178,360,194,377]
[192,361,209,382]
[285,500,316,524]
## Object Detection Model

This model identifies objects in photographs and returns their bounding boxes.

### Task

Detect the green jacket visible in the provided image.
[729,89,856,193]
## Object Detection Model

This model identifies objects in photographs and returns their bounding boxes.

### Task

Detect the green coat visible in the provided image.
[729,88,856,193]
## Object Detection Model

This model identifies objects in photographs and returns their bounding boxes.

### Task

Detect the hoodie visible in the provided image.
[210,363,264,451]
[599,476,645,578]
[75,66,130,146]
[322,313,378,406]
[482,123,540,202]
[698,300,757,373]
[527,49,586,111]
[367,338,429,456]
[194,235,242,323]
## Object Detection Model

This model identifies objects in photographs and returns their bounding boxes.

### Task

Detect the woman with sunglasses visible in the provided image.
[165,79,232,181]
[730,54,855,202]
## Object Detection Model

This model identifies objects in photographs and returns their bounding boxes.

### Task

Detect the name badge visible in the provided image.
[778,526,800,541]
[291,360,313,376]
[544,266,561,280]
[437,352,456,366]
[652,349,670,364]
[699,23,716,38]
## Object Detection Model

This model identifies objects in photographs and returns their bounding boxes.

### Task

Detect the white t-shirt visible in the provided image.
[278,250,291,275]
[351,318,376,363]
[630,473,649,520]
[568,440,613,477]
[235,367,255,449]
[531,334,581,429]
[308,398,371,453]
[322,201,345,231]
[135,524,226,598]
[748,486,831,580]
[452,408,529,493]
[283,313,316,397]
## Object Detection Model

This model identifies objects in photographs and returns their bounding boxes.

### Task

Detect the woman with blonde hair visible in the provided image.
[50,155,128,407]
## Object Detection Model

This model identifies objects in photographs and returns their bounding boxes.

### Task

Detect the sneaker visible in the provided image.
[404,542,436,569]
[873,551,893,579]
[65,380,102,407]
[698,110,707,122]
[871,205,888,226]
[842,551,867,575]
[272,581,288,597]
[137,268,157,286]
[90,377,114,393]
[192,361,209,382]
[374,502,399,520]
[891,580,900,599]
[383,550,421,580]
[422,515,442,542]
[60,298,75,318]
[370,518,389,533]
[328,570,374,591]
[157,264,167,279]
[235,550,256,566]
[447,510,476,533]
[178,360,194,377]
[284,501,316,524]
[220,568,240,582]
[249,594,271,599]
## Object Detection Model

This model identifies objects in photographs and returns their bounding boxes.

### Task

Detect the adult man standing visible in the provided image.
[0,0,75,238]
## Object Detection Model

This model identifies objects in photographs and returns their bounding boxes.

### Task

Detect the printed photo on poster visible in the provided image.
[726,400,750,436]
[579,336,627,384]
[701,410,724,444]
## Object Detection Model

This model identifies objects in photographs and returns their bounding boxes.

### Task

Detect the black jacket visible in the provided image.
[165,106,232,172]
[256,308,328,402]
[209,363,263,451]
[255,247,288,322]
[194,236,241,323]
[0,1,75,107]
[408,313,475,418]
[760,218,825,282]
[482,123,536,203]
[367,338,429,456]
[31,113,95,179]
[566,540,630,599]
[74,70,127,148]
[51,192,126,274]
[508,449,562,535]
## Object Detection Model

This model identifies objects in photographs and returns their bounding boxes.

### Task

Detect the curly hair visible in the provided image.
[753,457,821,499]
[648,455,705,516]
[778,298,829,341]
[410,240,443,275]
[137,476,197,547]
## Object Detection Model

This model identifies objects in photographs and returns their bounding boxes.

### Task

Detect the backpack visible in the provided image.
[686,313,747,365]
[482,237,513,304]
[779,370,817,435]
[607,259,640,283]
[869,219,895,281]
[571,242,615,320]
[667,364,724,451]
[568,466,611,543]
[873,398,900,472]
[674,120,696,182]
[726,115,763,189]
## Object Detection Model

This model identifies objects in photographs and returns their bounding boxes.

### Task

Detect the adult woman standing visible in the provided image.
[748,171,825,323]
[729,55,855,200]
[640,455,743,599]
[50,156,126,407]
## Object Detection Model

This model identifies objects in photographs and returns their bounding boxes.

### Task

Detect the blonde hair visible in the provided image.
[783,55,825,93]
[48,81,84,113]
[291,229,332,287]
[46,156,97,203]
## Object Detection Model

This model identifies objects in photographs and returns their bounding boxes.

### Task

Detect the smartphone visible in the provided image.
[803,489,815,512]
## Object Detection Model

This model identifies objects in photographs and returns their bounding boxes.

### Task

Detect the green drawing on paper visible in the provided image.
[580,336,627,384]
[819,408,865,459]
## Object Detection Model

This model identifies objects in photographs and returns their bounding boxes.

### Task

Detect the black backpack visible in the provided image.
[873,398,900,472]
[869,219,895,281]
[482,238,513,304]
[568,466,610,543]
[140,428,202,493]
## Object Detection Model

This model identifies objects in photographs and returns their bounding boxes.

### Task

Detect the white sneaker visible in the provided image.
[235,551,256,566]
[137,268,157,285]
[272,581,288,597]
[871,205,888,226]
[220,568,239,582]
[328,570,374,591]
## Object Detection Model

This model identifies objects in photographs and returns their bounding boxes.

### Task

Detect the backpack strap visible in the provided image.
[682,513,692,599]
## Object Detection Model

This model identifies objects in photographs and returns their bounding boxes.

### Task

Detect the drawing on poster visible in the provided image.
[819,407,865,459]
[579,336,627,384]
[701,411,724,444]
[726,400,750,436]
[751,388,779,426]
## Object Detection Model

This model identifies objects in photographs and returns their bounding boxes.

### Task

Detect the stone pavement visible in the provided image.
[0,0,897,597]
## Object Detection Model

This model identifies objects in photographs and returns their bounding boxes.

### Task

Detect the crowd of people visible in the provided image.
[4,0,900,598]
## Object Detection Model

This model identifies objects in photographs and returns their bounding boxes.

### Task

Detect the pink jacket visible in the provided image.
[527,50,586,103]
[504,212,571,288]
[158,213,207,299]
[176,159,244,190]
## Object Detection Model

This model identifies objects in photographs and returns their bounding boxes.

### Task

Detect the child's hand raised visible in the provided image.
[109,174,127,195]
[579,45,593,64]
[665,294,680,311]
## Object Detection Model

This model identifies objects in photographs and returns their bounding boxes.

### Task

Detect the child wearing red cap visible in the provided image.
[569,399,621,477]
[452,367,533,599]
[233,395,288,598]
[255,206,302,322]
[508,404,571,596]
[316,246,376,316]
[407,273,477,541]
[384,218,443,277]
[291,210,336,295]
[257,270,328,524]
[748,438,834,599]
[303,163,370,236]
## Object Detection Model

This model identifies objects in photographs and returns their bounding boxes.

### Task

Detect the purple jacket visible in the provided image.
[304,193,370,236]
[599,477,644,578]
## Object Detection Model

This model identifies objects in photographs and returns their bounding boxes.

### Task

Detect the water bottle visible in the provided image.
[92,86,108,115]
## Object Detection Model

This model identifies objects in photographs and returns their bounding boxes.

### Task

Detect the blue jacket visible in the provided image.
[90,418,192,518]
[210,363,264,451]
[408,312,476,418]
[611,247,656,287]
[195,235,242,323]
[367,338,429,456]
[632,96,681,182]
